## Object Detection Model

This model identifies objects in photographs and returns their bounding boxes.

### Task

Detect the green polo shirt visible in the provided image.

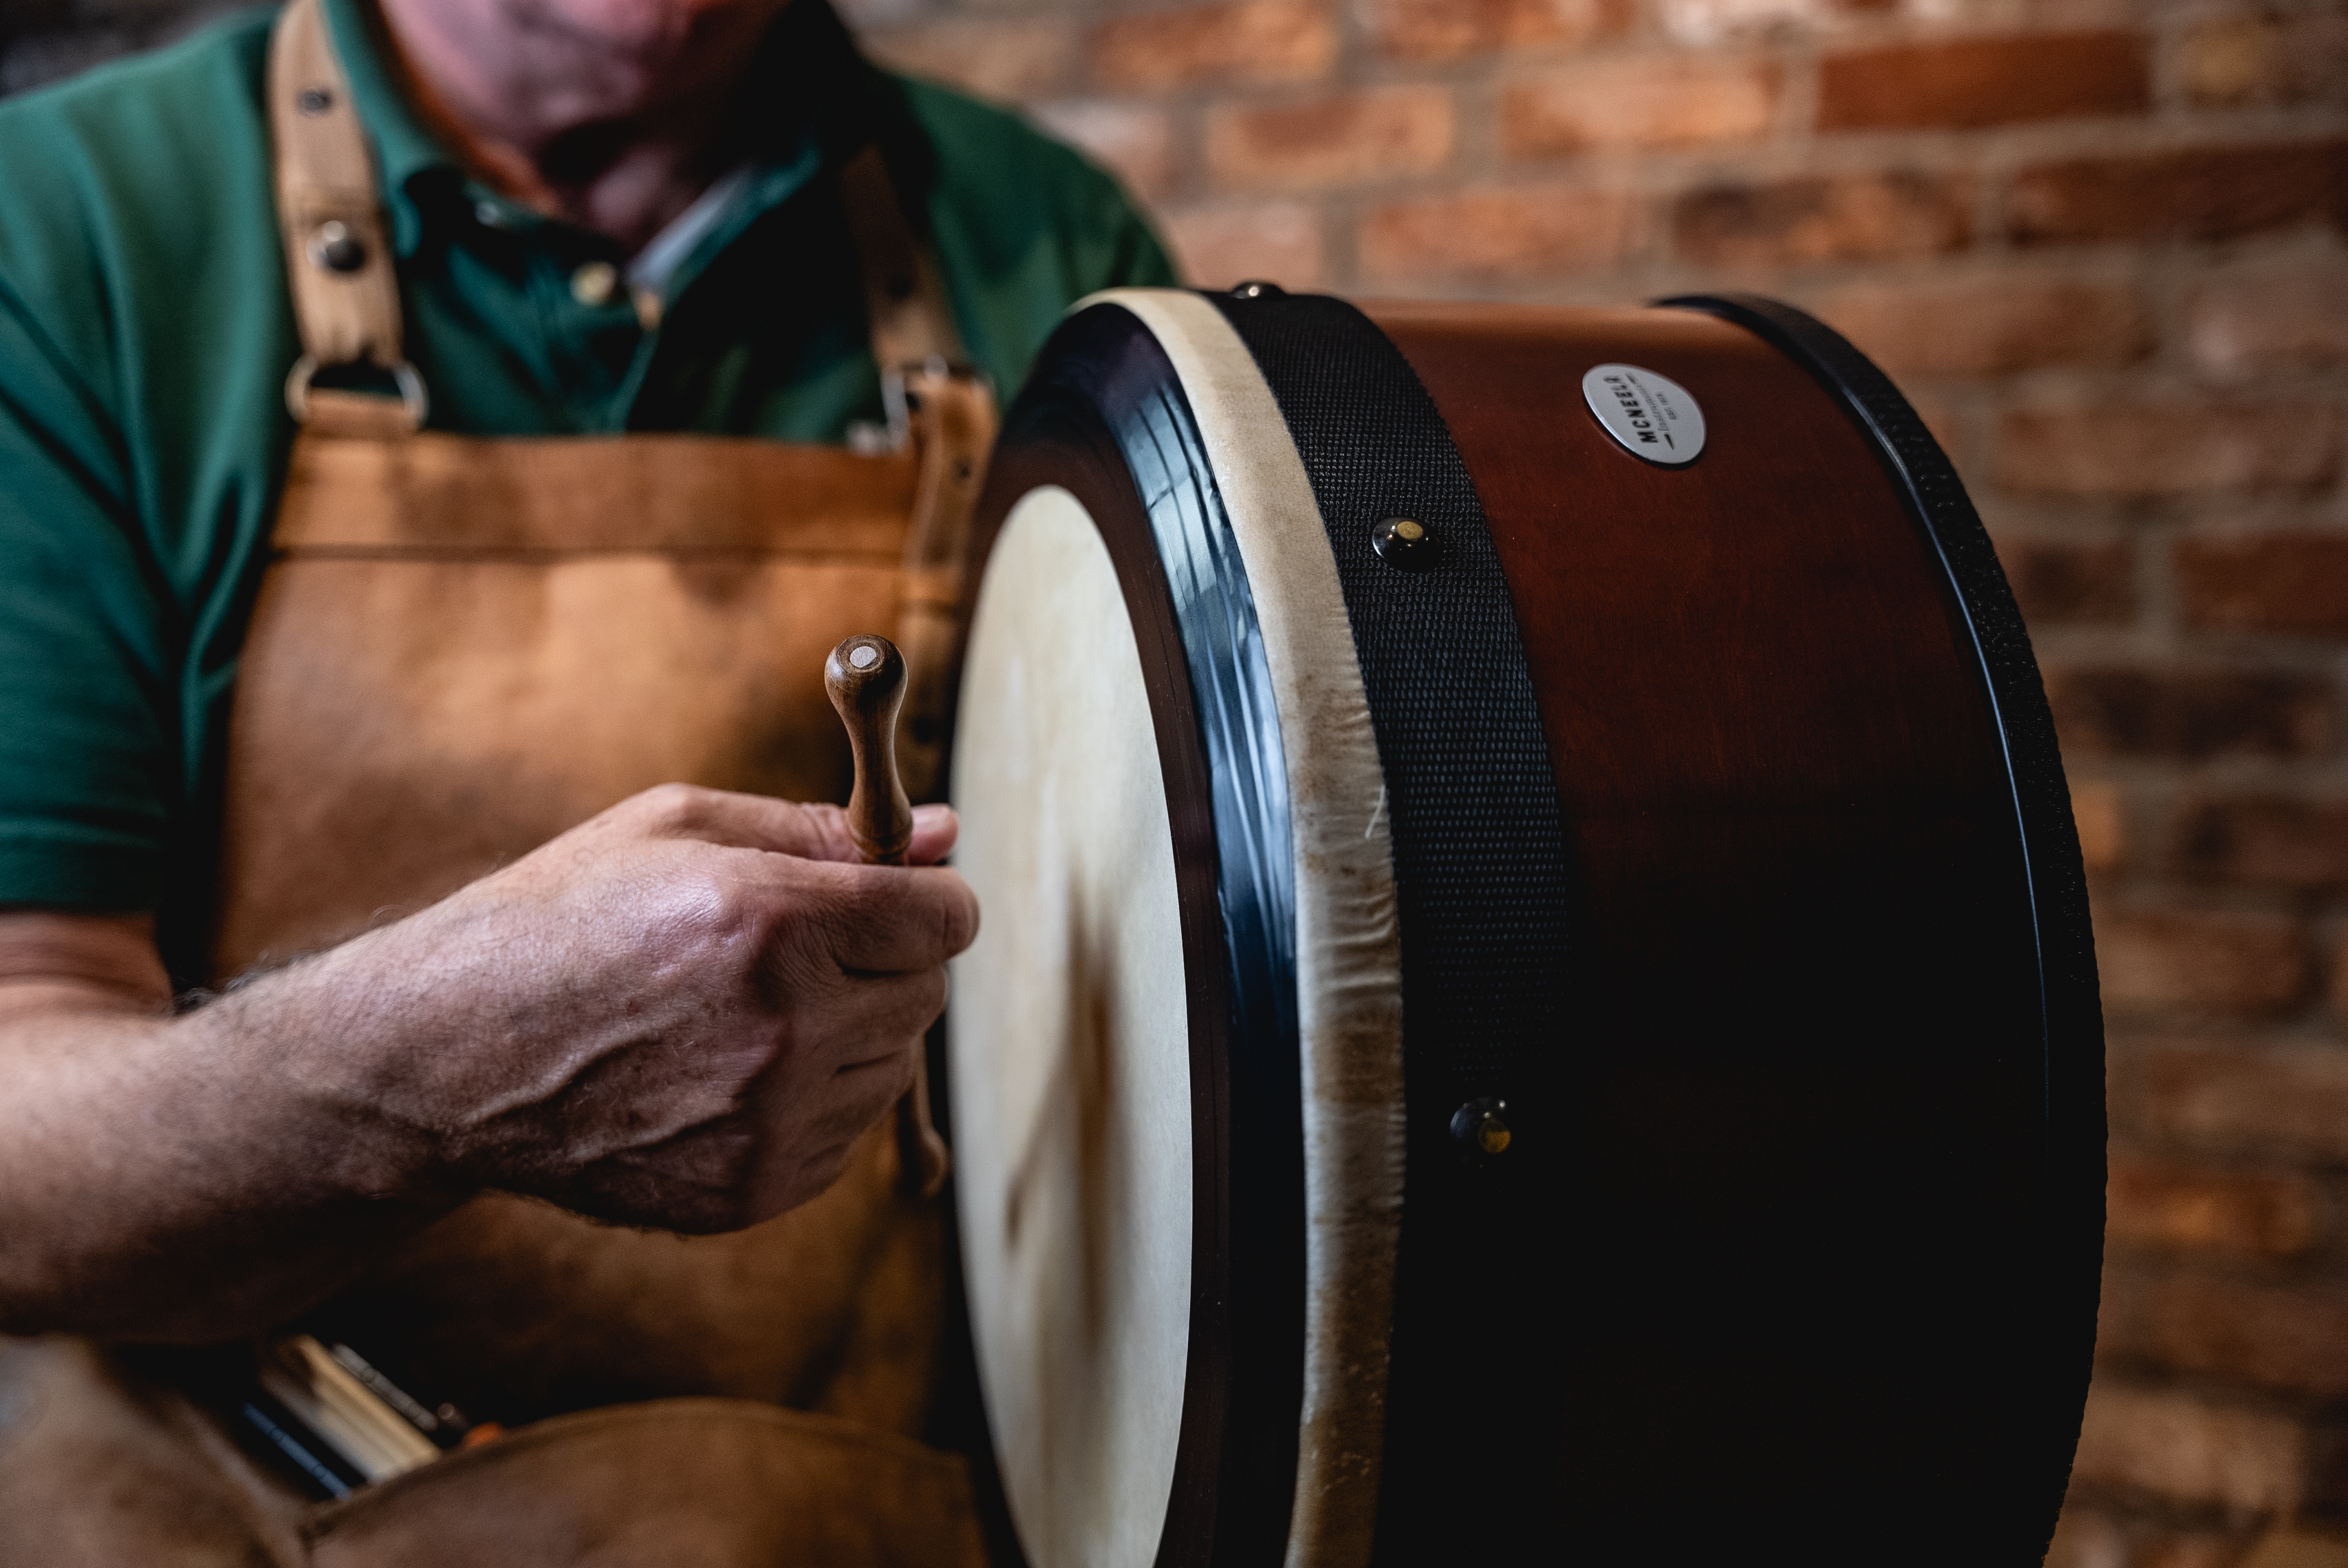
[0,0,1175,975]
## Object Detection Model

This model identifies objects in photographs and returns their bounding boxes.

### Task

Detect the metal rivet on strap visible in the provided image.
[1230,280,1284,299]
[307,220,367,274]
[295,86,334,115]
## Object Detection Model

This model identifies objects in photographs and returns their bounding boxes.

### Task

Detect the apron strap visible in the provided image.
[838,145,964,377]
[269,0,423,435]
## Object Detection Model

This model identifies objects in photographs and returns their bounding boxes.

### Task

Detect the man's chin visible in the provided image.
[505,0,775,55]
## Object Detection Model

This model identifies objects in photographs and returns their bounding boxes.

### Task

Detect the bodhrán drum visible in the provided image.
[944,287,2103,1568]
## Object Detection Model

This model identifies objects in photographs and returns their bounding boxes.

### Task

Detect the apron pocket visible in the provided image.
[0,1337,308,1568]
[298,1397,986,1568]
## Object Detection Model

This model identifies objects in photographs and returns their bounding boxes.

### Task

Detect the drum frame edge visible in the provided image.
[1097,288,1409,1568]
[1659,291,2108,1555]
[955,298,1389,1568]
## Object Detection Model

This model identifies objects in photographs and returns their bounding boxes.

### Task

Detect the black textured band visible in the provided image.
[1208,288,1576,1562]
[1208,290,1575,1110]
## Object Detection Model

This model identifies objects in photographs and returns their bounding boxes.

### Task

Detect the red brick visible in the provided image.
[1029,100,1180,202]
[1360,184,1638,282]
[1996,400,2344,499]
[2190,251,2348,379]
[1502,56,1780,157]
[2075,780,2125,874]
[2005,141,2348,246]
[2094,909,2310,1015]
[1999,537,2134,627]
[1662,0,1866,46]
[1367,0,1629,61]
[2046,666,2334,761]
[862,18,1077,104]
[2180,12,2348,109]
[2106,1153,2320,1259]
[1820,30,2150,131]
[1673,171,1971,268]
[1089,0,1335,93]
[1814,275,2151,377]
[2143,1039,2348,1159]
[2071,1384,2305,1514]
[2179,535,2348,637]
[2126,1275,2348,1397]
[1206,87,1455,193]
[2174,794,2348,889]
[1160,201,1326,290]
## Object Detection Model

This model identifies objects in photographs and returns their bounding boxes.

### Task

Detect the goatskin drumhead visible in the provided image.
[948,483,1193,1568]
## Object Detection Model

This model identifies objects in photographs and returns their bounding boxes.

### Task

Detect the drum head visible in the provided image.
[950,485,1193,1568]
[950,292,1408,1568]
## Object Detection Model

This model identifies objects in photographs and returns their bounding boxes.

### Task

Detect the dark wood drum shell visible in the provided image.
[1362,296,2102,1560]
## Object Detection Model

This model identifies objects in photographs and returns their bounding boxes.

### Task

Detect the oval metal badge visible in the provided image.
[1582,363,1706,467]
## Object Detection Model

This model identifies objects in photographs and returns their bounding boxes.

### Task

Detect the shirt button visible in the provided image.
[570,260,619,307]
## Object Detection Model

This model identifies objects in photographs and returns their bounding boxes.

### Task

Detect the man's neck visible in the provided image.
[373,0,789,255]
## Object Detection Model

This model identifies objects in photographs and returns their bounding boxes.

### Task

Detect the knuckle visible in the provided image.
[649,865,768,967]
[636,781,712,834]
[797,802,852,853]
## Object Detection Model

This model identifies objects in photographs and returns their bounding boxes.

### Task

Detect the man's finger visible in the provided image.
[617,785,861,860]
[797,862,980,973]
[621,788,957,869]
[822,970,949,1065]
[908,804,958,865]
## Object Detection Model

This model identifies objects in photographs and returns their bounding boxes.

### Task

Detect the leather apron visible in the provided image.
[0,1,995,1561]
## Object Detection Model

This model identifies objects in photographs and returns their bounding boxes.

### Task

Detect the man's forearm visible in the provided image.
[0,790,977,1344]
[0,964,456,1342]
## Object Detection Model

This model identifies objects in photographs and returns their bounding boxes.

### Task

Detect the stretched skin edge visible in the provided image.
[1089,288,1407,1568]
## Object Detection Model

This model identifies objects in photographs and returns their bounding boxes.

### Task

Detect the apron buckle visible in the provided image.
[285,353,429,432]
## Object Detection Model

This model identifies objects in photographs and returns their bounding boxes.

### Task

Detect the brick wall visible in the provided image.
[850,6,2348,1560]
[7,0,2348,1562]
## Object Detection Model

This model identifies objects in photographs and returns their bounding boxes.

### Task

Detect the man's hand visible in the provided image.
[326,785,976,1232]
[0,785,977,1339]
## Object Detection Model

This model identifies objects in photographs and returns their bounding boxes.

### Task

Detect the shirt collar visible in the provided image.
[315,0,905,261]
[316,0,462,257]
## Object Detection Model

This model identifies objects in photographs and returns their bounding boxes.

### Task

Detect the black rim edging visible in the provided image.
[1661,290,2107,1556]
[1100,305,1310,1568]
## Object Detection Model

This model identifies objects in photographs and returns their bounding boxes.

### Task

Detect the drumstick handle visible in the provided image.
[825,633,949,1197]
[824,635,915,867]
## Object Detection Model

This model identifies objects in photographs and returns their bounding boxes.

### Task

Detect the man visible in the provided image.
[0,0,1175,1557]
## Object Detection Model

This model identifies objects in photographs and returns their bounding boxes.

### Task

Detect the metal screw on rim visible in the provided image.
[1371,515,1437,570]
